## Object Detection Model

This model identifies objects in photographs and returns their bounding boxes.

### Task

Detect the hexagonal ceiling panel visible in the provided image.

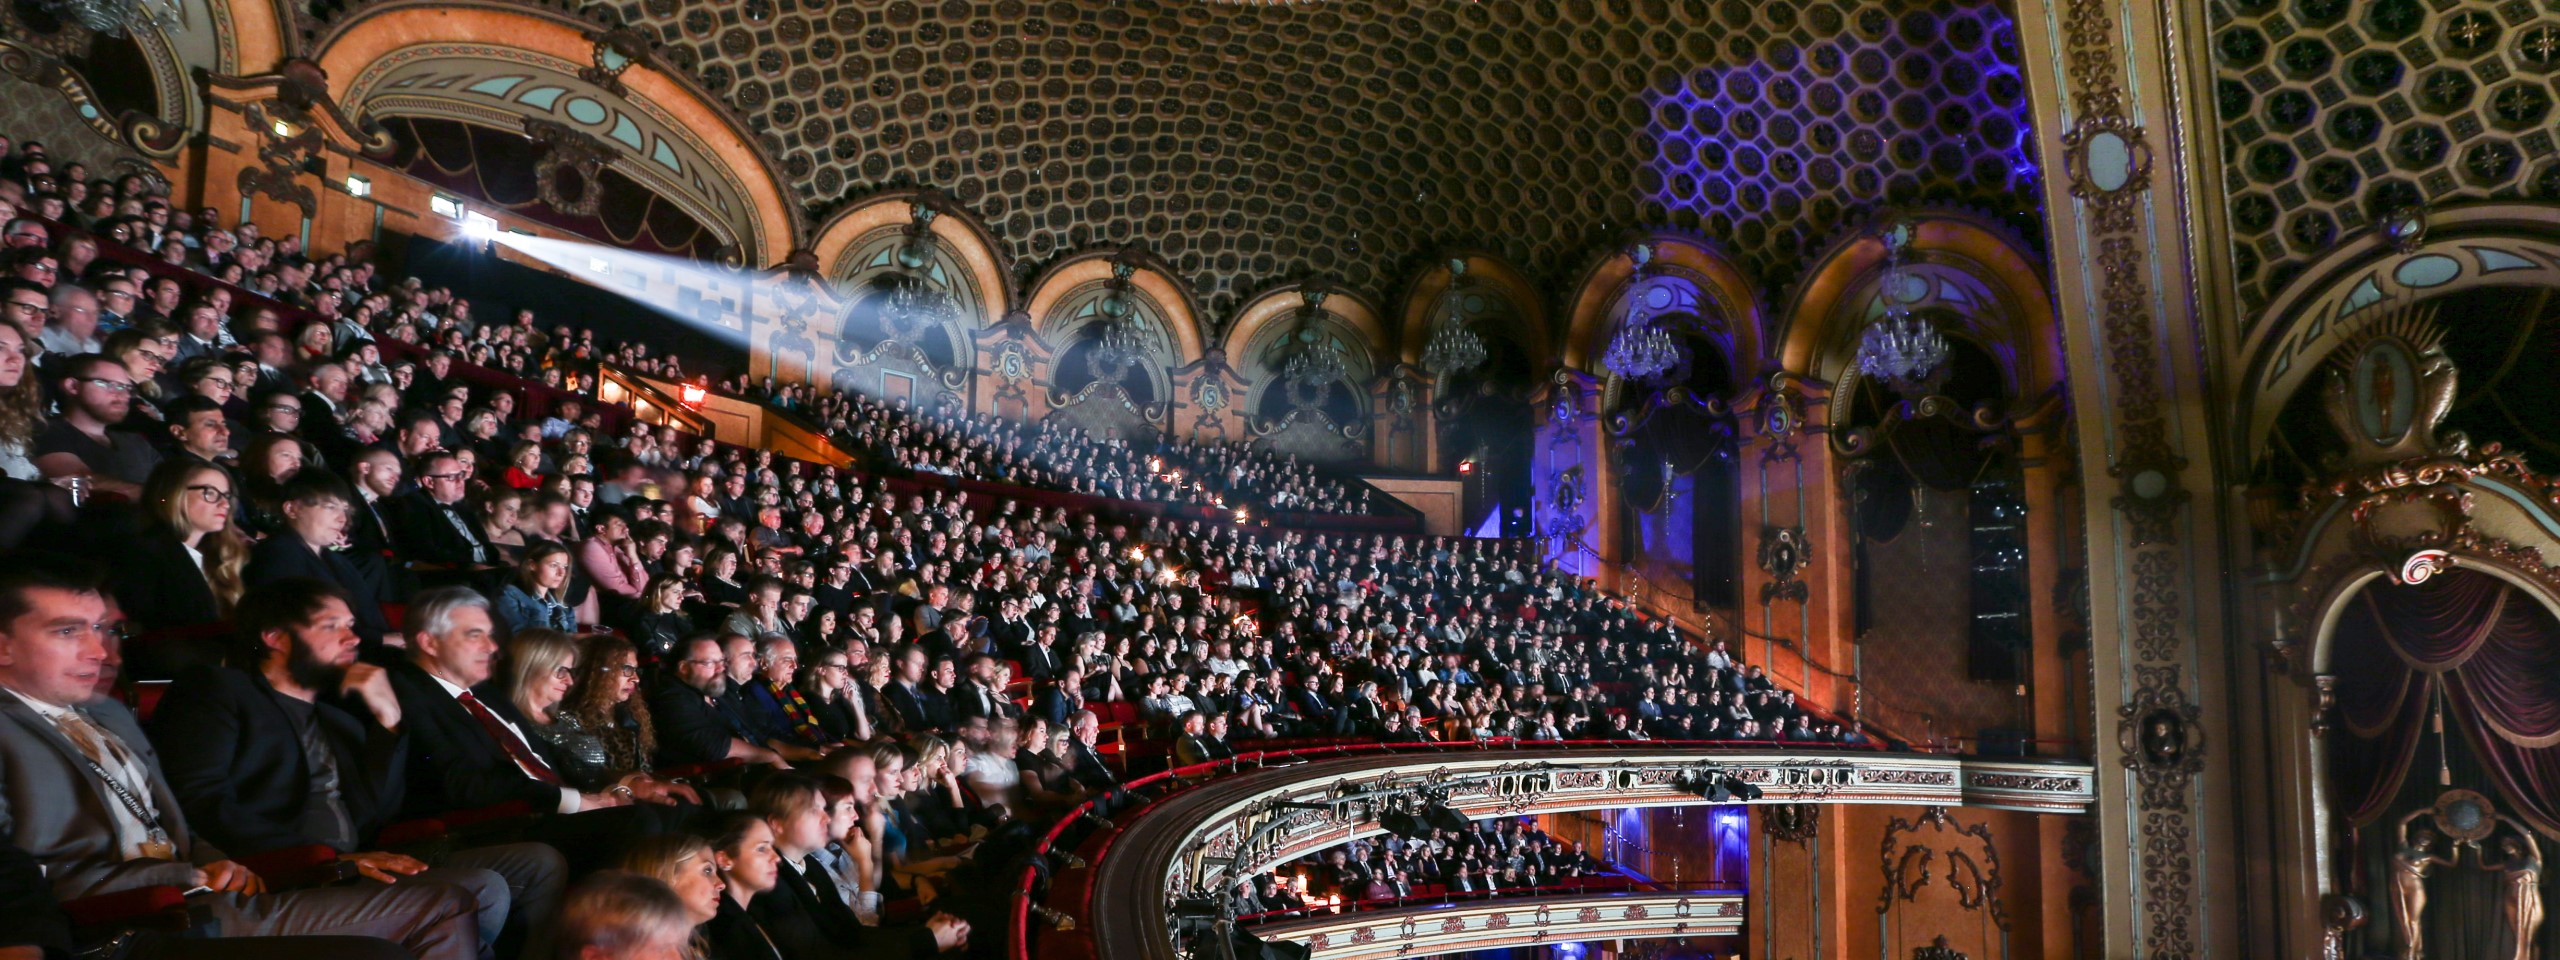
[599,0,2046,319]
[2215,0,2560,319]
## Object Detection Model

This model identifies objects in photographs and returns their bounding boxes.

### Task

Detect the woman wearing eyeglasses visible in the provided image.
[502,629,691,807]
[498,540,580,636]
[564,634,695,797]
[108,461,248,674]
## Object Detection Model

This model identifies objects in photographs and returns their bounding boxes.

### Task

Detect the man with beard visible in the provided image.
[647,634,787,769]
[149,578,566,958]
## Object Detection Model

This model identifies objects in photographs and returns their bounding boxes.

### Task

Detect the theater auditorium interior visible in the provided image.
[4,0,2560,958]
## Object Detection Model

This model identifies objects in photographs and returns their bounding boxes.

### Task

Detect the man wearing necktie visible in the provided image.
[386,587,679,871]
[0,557,483,960]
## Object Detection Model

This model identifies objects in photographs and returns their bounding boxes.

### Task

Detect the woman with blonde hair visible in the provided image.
[506,629,691,806]
[0,321,72,546]
[618,835,723,955]
[114,460,249,638]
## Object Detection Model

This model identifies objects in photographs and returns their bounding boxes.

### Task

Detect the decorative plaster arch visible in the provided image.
[1780,211,2060,400]
[1562,233,1764,380]
[310,4,795,260]
[809,192,1011,320]
[1024,250,1206,364]
[1223,283,1392,379]
[2235,202,2560,464]
[209,0,282,75]
[1396,252,1550,377]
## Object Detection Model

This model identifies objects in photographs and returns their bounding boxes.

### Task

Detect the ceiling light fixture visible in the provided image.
[1601,243,1688,382]
[1853,220,1951,398]
[1421,258,1486,377]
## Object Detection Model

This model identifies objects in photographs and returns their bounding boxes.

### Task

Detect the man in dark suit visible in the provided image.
[647,634,784,769]
[953,654,1010,723]
[1063,709,1131,816]
[386,586,680,871]
[1171,711,1218,768]
[243,472,394,650]
[1032,666,1087,732]
[1290,674,1347,736]
[386,452,494,569]
[343,448,404,563]
[882,644,936,734]
[0,557,482,959]
[985,596,1033,657]
[917,656,961,733]
[1017,626,1066,682]
[151,578,564,955]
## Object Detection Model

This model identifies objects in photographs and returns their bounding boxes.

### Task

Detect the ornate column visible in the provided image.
[2011,0,2240,956]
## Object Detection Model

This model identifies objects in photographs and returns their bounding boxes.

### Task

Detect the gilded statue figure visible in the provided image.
[2476,833,2545,960]
[2392,815,2459,960]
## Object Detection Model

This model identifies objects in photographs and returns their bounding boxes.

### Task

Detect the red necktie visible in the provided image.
[457,691,564,785]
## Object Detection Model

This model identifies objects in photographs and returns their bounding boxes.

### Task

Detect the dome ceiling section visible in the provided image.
[348,48,762,252]
[611,0,2047,315]
[2214,0,2560,317]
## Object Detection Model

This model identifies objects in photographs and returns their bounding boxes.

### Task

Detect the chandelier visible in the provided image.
[877,276,955,337]
[1283,287,1347,385]
[41,0,183,35]
[1285,338,1348,386]
[1098,315,1146,362]
[1601,244,1689,382]
[1853,221,1951,398]
[1420,259,1487,377]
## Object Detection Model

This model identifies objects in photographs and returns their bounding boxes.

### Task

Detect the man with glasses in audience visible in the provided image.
[0,279,46,343]
[6,249,56,290]
[0,556,484,960]
[648,634,786,770]
[89,273,136,333]
[0,216,46,249]
[388,452,494,574]
[252,390,305,441]
[33,353,157,500]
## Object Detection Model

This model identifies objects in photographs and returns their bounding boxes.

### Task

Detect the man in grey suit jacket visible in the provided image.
[0,556,481,960]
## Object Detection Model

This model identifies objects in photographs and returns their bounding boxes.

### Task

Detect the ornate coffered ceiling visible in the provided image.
[285,0,2037,327]
[311,0,2046,322]
[2213,0,2560,318]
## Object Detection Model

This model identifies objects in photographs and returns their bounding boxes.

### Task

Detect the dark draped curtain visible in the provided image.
[2327,568,2560,836]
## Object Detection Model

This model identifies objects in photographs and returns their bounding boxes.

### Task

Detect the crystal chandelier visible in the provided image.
[1601,244,1689,382]
[1420,259,1487,377]
[41,0,183,35]
[1098,316,1145,362]
[1853,221,1952,398]
[1285,338,1348,386]
[877,276,954,335]
[1281,287,1348,386]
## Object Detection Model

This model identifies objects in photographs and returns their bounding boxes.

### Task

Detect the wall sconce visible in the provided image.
[343,174,371,198]
[428,195,465,220]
